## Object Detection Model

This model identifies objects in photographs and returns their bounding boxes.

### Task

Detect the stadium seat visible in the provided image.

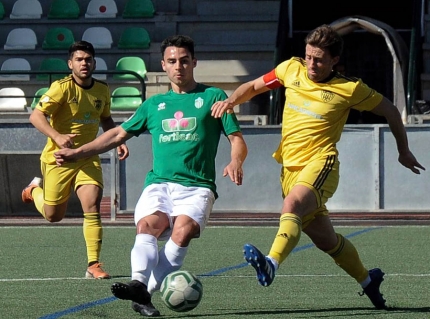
[48,0,80,19]
[93,57,108,80]
[0,58,31,81]
[123,0,155,18]
[113,56,147,81]
[118,27,151,49]
[10,0,42,19]
[111,86,142,111]
[37,58,69,81]
[82,27,113,49]
[42,27,75,50]
[4,28,38,50]
[31,87,48,109]
[0,87,27,111]
[0,2,5,19]
[85,0,117,18]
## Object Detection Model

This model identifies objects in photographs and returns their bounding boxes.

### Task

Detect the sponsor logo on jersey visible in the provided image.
[159,111,199,143]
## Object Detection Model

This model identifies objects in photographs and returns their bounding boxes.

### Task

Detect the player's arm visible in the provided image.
[100,115,129,160]
[371,97,425,174]
[54,126,133,165]
[29,108,76,149]
[211,75,271,118]
[223,132,248,185]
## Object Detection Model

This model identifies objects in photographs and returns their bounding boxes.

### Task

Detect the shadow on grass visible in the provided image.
[160,306,430,318]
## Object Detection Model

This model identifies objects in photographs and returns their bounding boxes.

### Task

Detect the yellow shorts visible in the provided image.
[41,156,103,205]
[280,155,339,229]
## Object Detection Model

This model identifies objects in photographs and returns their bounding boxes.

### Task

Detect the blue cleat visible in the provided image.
[243,243,275,287]
[359,268,387,309]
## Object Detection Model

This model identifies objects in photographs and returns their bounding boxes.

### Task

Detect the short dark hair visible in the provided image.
[69,41,95,59]
[305,24,344,58]
[160,35,195,58]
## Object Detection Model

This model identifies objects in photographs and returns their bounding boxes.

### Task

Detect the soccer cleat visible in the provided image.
[243,243,275,287]
[111,280,152,305]
[21,177,42,203]
[132,301,161,317]
[360,268,387,309]
[86,262,111,279]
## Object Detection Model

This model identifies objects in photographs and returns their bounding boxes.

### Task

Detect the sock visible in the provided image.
[131,234,159,286]
[268,213,302,264]
[147,238,188,294]
[326,233,368,283]
[83,212,102,265]
[32,187,46,218]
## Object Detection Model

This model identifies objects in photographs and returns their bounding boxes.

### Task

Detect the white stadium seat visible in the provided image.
[4,28,38,50]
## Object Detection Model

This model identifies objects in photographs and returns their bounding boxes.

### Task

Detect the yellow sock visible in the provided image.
[83,212,103,265]
[326,233,368,283]
[268,213,302,264]
[32,187,46,218]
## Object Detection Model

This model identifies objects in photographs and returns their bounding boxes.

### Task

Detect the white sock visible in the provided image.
[131,234,158,286]
[360,275,371,288]
[147,238,188,294]
[267,256,279,270]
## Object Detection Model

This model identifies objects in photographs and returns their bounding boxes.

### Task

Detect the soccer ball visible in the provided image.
[160,270,203,312]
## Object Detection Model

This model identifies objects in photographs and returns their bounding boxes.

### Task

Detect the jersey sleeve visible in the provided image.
[37,81,64,115]
[100,85,111,118]
[121,100,148,136]
[350,79,384,112]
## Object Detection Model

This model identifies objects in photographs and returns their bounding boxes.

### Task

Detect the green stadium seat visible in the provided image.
[123,0,155,18]
[48,0,80,19]
[31,87,49,109]
[37,58,69,81]
[113,56,147,81]
[42,27,75,50]
[0,1,5,19]
[111,87,142,111]
[118,27,151,49]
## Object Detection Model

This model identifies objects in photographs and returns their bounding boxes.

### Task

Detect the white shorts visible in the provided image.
[134,182,216,241]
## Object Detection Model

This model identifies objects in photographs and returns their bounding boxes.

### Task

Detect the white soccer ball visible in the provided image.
[160,270,203,312]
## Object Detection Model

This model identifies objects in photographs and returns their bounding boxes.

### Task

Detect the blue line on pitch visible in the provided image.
[198,227,381,277]
[38,227,380,318]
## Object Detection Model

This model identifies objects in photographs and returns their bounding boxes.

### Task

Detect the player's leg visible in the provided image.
[244,162,323,287]
[111,183,172,316]
[147,184,214,294]
[75,160,110,279]
[22,162,70,221]
[303,214,386,309]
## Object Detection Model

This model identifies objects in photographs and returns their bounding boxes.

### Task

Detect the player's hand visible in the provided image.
[398,151,426,174]
[54,148,77,166]
[211,101,234,118]
[223,160,244,185]
[117,144,129,160]
[55,133,77,149]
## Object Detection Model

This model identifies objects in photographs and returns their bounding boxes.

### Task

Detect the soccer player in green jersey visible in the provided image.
[211,24,425,309]
[22,41,129,279]
[54,35,248,316]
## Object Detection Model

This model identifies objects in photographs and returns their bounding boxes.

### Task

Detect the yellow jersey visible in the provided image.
[265,57,383,167]
[36,75,111,164]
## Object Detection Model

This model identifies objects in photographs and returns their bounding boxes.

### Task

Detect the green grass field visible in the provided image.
[1,225,429,318]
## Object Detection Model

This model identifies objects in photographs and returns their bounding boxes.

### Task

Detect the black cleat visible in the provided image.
[111,280,151,305]
[132,301,161,317]
[360,268,387,309]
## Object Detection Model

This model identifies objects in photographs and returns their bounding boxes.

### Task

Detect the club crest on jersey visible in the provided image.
[321,90,334,103]
[195,97,203,109]
[94,99,102,110]
[162,111,196,132]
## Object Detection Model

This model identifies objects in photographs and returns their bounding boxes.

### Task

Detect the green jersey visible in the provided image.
[121,83,241,198]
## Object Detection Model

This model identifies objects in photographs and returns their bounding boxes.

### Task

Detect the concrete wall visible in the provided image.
[2,120,430,217]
